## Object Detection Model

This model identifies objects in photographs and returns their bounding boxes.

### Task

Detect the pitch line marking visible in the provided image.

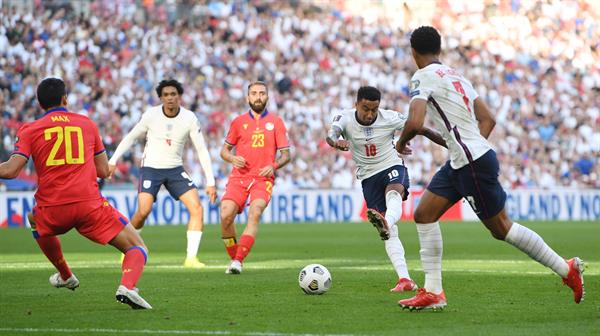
[0,327,361,336]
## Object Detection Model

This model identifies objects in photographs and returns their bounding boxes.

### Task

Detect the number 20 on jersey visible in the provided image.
[44,126,85,166]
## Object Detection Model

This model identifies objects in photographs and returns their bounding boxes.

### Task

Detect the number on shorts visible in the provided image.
[44,126,85,166]
[466,195,478,212]
[387,170,399,180]
[266,181,273,195]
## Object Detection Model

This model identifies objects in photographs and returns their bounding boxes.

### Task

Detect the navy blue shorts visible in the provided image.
[139,166,196,202]
[361,165,410,213]
[427,150,507,220]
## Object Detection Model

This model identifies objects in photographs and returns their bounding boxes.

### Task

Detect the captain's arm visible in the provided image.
[325,125,343,148]
[274,148,291,170]
[0,155,28,179]
[473,97,496,139]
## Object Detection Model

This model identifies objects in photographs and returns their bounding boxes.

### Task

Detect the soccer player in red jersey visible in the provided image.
[220,81,291,274]
[0,78,152,309]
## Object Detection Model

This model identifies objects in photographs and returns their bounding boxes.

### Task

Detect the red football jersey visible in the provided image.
[12,107,105,206]
[225,110,289,180]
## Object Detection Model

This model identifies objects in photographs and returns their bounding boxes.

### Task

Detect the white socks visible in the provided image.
[505,222,569,278]
[416,222,443,294]
[384,190,410,279]
[384,190,403,227]
[186,230,203,259]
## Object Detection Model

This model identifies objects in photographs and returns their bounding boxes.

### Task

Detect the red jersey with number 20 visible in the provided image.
[225,110,289,181]
[12,107,105,206]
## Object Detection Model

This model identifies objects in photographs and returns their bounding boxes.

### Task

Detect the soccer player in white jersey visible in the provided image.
[326,86,447,292]
[396,26,584,310]
[108,79,218,268]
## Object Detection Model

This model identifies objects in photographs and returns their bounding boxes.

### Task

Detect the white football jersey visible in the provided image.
[410,63,492,169]
[331,108,406,180]
[109,105,215,186]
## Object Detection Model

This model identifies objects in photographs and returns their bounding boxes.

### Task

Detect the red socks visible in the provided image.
[121,246,147,290]
[234,234,255,263]
[34,234,72,281]
[223,237,238,260]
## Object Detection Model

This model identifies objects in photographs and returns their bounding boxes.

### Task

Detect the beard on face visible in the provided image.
[249,99,267,113]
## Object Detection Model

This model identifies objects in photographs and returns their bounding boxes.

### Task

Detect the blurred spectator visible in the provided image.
[1,0,598,191]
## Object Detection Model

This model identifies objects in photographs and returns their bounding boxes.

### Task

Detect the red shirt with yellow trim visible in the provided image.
[12,107,105,206]
[224,110,289,181]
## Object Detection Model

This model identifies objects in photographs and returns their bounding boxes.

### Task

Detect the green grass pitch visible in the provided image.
[0,221,598,335]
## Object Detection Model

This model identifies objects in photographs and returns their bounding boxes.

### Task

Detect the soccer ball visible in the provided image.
[298,264,332,295]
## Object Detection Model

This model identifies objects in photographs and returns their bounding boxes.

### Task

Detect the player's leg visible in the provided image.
[230,180,272,272]
[29,208,79,290]
[132,167,163,230]
[220,178,249,264]
[130,193,155,230]
[178,188,206,268]
[399,162,459,310]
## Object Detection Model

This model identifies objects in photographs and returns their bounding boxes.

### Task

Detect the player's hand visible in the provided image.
[205,186,217,204]
[334,139,349,151]
[258,165,275,177]
[107,164,117,179]
[231,155,246,168]
[395,141,412,155]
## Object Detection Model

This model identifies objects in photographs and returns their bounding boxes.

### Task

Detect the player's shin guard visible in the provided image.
[33,232,72,281]
[416,222,443,294]
[384,190,403,225]
[121,246,147,290]
[223,237,238,260]
[505,222,569,277]
[234,235,255,263]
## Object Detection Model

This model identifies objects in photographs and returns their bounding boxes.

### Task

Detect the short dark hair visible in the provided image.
[247,81,268,94]
[156,79,184,97]
[37,77,66,110]
[356,86,381,102]
[410,26,441,55]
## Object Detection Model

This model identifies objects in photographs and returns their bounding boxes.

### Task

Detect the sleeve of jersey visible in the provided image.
[108,116,148,165]
[224,119,238,147]
[11,125,31,160]
[92,123,106,157]
[189,121,216,187]
[275,118,290,150]
[330,111,347,134]
[409,72,435,102]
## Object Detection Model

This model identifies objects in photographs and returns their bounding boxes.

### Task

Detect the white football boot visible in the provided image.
[115,285,152,309]
[49,273,79,291]
[225,260,242,274]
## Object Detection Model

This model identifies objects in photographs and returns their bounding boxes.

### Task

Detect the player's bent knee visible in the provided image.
[413,208,433,224]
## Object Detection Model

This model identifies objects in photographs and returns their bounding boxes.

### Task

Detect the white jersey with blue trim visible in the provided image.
[330,108,406,180]
[410,63,492,169]
[109,105,215,186]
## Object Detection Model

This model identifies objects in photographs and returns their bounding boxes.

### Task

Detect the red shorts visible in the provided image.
[33,198,128,245]
[222,177,273,214]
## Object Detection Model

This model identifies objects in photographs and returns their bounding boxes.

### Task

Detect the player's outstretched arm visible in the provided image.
[0,155,28,179]
[94,152,110,178]
[473,97,496,139]
[220,143,246,168]
[418,127,447,148]
[108,121,148,167]
[397,98,427,154]
[325,126,349,151]
[189,129,216,187]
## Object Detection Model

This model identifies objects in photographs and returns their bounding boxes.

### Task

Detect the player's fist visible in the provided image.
[335,139,349,151]
[258,165,275,178]
[395,141,412,155]
[205,186,217,204]
[107,164,117,179]
[231,155,246,168]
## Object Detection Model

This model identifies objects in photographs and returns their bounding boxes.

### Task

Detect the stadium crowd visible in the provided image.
[1,0,599,192]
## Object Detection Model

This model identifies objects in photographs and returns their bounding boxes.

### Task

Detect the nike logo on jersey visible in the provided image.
[365,138,374,142]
